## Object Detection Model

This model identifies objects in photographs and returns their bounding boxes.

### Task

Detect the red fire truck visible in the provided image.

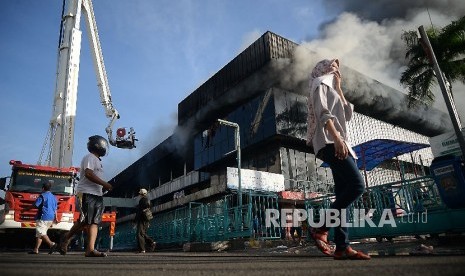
[0,160,78,236]
[0,0,136,246]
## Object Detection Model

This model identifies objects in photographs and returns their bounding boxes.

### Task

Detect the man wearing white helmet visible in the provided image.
[134,188,156,253]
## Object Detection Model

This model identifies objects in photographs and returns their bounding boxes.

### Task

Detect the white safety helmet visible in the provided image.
[139,188,148,196]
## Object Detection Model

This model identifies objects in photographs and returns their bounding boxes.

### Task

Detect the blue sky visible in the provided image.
[0,0,331,180]
[0,0,463,183]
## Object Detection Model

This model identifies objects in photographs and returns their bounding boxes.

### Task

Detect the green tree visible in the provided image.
[400,16,465,107]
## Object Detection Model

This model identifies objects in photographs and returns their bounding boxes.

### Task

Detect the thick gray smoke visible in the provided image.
[322,0,465,23]
[131,1,464,168]
[167,4,463,156]
[271,52,452,136]
[172,62,283,151]
[312,1,465,123]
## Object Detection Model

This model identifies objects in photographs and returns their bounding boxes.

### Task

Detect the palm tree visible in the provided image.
[400,16,465,108]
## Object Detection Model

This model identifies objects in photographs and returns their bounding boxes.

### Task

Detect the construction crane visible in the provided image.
[39,0,137,168]
[0,0,125,245]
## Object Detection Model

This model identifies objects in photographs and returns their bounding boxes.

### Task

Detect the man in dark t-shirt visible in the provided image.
[134,188,156,253]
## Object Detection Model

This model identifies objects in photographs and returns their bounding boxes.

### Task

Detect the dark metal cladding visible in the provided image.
[107,135,188,198]
[108,30,452,205]
[178,31,451,138]
[178,31,298,126]
[340,66,452,137]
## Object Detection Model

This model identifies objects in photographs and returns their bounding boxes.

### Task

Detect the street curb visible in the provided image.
[183,240,246,252]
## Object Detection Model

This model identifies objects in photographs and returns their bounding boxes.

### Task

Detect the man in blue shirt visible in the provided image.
[24,182,58,254]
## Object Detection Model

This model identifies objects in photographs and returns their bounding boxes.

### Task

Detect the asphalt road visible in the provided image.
[1,251,465,276]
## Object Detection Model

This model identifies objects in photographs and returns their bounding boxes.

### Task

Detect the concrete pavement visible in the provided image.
[1,235,465,275]
[182,235,465,257]
[1,251,465,276]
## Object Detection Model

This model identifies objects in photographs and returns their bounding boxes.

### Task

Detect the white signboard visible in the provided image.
[429,128,465,158]
[226,167,285,192]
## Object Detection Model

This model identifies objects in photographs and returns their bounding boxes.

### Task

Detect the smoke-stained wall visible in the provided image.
[108,31,451,202]
[178,31,452,145]
[341,66,452,137]
[108,135,189,197]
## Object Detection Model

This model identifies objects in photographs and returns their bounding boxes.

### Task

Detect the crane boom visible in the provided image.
[80,0,137,150]
[40,0,136,168]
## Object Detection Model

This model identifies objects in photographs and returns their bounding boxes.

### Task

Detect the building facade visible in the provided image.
[107,31,451,216]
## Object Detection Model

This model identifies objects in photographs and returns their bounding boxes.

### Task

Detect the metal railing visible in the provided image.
[303,176,464,240]
[100,191,279,249]
[305,176,443,222]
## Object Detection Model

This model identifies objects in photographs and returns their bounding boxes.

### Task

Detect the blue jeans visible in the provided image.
[319,144,365,251]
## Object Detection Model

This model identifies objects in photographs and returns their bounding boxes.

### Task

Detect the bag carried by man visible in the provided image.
[143,208,153,221]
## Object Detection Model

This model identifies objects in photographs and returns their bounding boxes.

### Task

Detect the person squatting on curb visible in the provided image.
[24,182,58,254]
[58,135,113,257]
[134,188,156,253]
[307,58,370,260]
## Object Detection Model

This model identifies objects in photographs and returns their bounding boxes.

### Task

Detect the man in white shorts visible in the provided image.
[24,182,58,254]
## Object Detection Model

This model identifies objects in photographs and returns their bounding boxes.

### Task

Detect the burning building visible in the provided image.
[107,31,451,216]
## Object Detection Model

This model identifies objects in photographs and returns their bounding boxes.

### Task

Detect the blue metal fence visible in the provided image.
[100,191,279,250]
[304,176,465,240]
[99,176,465,250]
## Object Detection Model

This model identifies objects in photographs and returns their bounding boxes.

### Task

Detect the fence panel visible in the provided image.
[304,176,465,240]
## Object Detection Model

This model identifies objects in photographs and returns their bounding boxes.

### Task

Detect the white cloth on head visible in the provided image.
[139,188,148,196]
[307,59,357,159]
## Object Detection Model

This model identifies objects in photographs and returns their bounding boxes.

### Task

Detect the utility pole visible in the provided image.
[418,25,465,158]
[217,119,242,207]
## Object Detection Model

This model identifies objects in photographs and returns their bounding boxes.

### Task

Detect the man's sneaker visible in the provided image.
[333,247,371,260]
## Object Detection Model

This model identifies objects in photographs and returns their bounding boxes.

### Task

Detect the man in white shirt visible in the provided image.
[59,135,113,257]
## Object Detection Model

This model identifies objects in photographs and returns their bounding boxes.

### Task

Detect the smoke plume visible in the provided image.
[130,1,464,167]
[322,0,465,23]
[310,2,465,123]
[178,3,463,146]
